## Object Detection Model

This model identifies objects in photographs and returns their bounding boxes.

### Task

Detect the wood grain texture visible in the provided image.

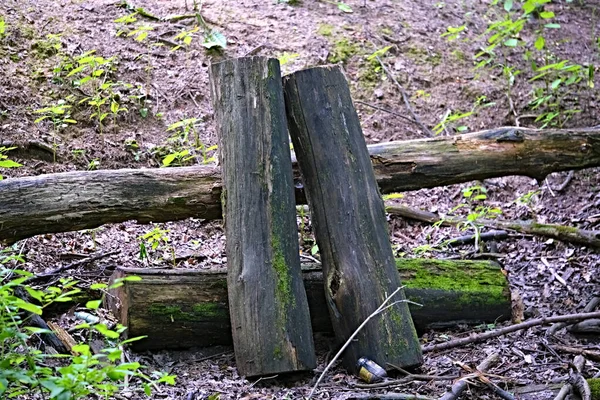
[2,127,600,244]
[210,57,315,376]
[283,65,422,371]
[106,259,511,351]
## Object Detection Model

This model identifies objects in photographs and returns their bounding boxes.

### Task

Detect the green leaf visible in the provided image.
[40,380,66,398]
[90,283,108,290]
[136,31,148,42]
[539,11,554,19]
[25,327,53,334]
[337,2,353,12]
[522,2,535,14]
[0,159,21,168]
[162,153,177,167]
[202,30,227,49]
[14,299,42,315]
[534,35,545,50]
[503,38,518,47]
[86,300,103,309]
[544,23,561,29]
[383,193,404,200]
[550,78,562,90]
[311,245,319,255]
[25,286,44,302]
[503,0,513,12]
[94,323,120,339]
[121,335,148,345]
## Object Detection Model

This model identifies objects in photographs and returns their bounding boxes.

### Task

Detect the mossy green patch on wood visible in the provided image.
[271,236,294,310]
[531,222,578,234]
[395,258,507,305]
[587,378,600,400]
[149,302,227,321]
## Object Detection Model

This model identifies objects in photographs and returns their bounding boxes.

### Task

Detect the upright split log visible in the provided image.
[3,127,600,244]
[283,66,423,371]
[210,57,315,376]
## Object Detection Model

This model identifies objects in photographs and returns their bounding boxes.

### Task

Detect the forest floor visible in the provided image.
[1,0,600,398]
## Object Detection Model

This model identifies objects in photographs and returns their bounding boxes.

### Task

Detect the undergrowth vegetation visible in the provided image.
[0,252,176,398]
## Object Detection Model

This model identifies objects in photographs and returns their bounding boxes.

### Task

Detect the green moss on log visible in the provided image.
[588,378,600,400]
[149,302,227,321]
[271,236,294,310]
[396,258,507,306]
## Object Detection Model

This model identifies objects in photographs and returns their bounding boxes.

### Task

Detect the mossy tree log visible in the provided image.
[106,259,511,351]
[210,57,315,376]
[283,65,422,371]
[2,127,600,244]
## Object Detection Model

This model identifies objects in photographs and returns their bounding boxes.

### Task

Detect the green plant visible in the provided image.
[514,189,541,218]
[328,38,359,64]
[160,118,217,166]
[34,99,78,161]
[0,147,21,180]
[139,226,176,267]
[88,159,100,170]
[448,185,502,251]
[0,258,176,398]
[114,12,159,95]
[0,16,6,39]
[52,50,137,135]
[528,58,594,127]
[441,25,467,41]
[433,96,495,134]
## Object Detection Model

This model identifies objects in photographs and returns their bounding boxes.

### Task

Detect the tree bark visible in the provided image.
[106,259,511,351]
[210,57,315,376]
[283,65,422,371]
[2,127,600,244]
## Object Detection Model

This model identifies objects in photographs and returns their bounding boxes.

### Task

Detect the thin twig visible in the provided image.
[354,100,417,124]
[554,170,575,192]
[375,55,434,137]
[439,353,499,400]
[423,311,600,353]
[25,250,120,284]
[307,287,407,399]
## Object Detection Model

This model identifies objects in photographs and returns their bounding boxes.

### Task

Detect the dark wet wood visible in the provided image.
[210,56,315,376]
[106,259,511,351]
[2,127,600,244]
[283,65,422,371]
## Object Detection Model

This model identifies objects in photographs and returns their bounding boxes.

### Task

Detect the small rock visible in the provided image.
[374,88,384,99]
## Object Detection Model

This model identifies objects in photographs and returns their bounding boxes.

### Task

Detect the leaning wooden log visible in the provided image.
[284,65,422,371]
[210,57,315,376]
[386,204,600,249]
[106,259,511,351]
[2,127,600,244]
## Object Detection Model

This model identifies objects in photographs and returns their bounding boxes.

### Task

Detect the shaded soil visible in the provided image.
[1,0,600,399]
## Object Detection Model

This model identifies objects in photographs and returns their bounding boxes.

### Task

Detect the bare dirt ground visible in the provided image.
[1,0,600,398]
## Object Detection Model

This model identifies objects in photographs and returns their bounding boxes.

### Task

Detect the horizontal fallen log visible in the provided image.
[2,127,600,244]
[387,204,600,249]
[107,259,511,351]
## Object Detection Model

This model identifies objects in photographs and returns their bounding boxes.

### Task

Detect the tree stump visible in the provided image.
[209,57,316,376]
[283,66,423,371]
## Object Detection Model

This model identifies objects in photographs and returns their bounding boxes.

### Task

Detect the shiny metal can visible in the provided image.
[357,357,387,383]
